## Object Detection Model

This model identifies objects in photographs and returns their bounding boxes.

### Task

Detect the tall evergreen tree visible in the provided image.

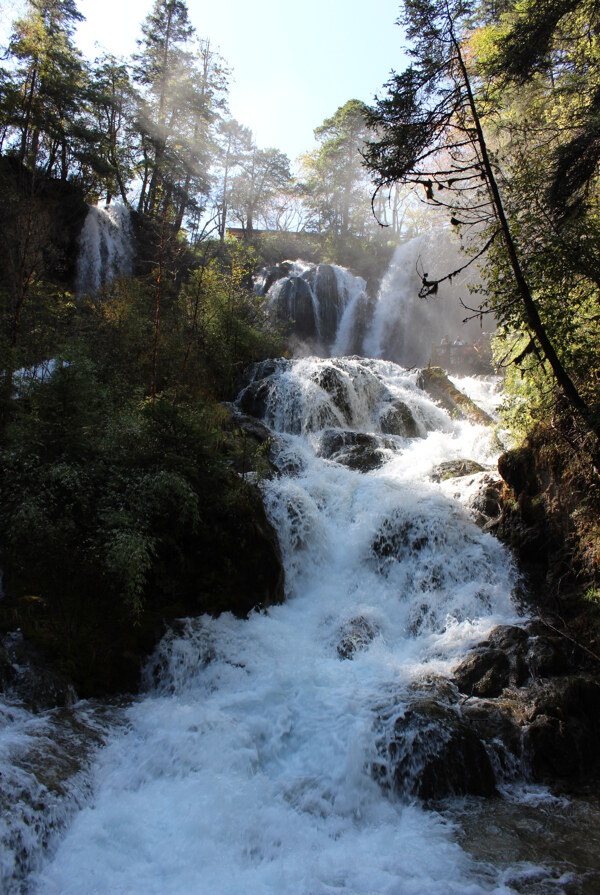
[3,0,85,175]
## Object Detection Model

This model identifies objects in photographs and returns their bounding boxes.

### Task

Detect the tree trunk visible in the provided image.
[451,28,589,417]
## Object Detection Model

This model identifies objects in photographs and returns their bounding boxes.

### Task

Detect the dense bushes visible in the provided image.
[0,221,287,696]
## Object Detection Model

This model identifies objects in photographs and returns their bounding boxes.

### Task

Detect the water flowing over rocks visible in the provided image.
[6,355,600,892]
[257,261,370,356]
[259,233,487,368]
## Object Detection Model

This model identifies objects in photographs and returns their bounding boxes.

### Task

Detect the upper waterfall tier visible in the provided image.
[258,233,489,368]
[256,260,369,356]
[76,202,134,295]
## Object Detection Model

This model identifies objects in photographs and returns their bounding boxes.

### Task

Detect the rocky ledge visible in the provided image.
[373,622,600,801]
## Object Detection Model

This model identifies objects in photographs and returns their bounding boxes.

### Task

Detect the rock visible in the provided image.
[524,676,600,779]
[303,264,341,342]
[257,265,286,295]
[416,366,492,424]
[498,446,537,498]
[237,378,273,419]
[372,515,431,565]
[374,697,497,799]
[317,429,387,471]
[0,631,77,711]
[274,276,317,339]
[431,459,485,482]
[454,648,511,697]
[229,409,272,444]
[379,401,421,438]
[337,616,378,659]
[470,474,503,522]
[311,366,352,422]
[451,623,600,784]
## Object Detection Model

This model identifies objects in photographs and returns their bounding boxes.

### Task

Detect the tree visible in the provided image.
[134,0,219,227]
[2,0,85,176]
[302,99,374,238]
[365,0,589,417]
[229,145,291,236]
[81,54,137,204]
[215,117,252,242]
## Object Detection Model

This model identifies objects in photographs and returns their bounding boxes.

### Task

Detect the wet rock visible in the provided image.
[337,616,378,659]
[303,264,341,342]
[0,631,77,711]
[498,446,537,498]
[416,366,492,425]
[460,699,523,771]
[470,474,503,522]
[237,378,273,419]
[450,623,600,784]
[431,459,485,482]
[311,366,352,422]
[379,401,421,438]
[274,276,317,339]
[453,625,539,697]
[524,677,600,780]
[317,429,387,471]
[372,515,433,565]
[454,648,511,697]
[256,265,286,295]
[374,697,497,799]
[229,409,272,444]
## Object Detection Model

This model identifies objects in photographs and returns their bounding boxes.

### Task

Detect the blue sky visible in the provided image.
[72,0,407,162]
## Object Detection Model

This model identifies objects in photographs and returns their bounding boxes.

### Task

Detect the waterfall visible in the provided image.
[12,356,547,895]
[364,233,483,367]
[3,355,599,892]
[76,202,134,295]
[261,231,484,368]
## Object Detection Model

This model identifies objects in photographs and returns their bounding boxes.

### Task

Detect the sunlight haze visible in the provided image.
[74,0,406,161]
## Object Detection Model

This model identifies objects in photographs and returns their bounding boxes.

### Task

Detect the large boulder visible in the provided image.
[311,366,352,423]
[0,631,77,711]
[237,377,274,419]
[373,696,497,799]
[417,366,492,424]
[274,276,317,339]
[431,459,485,482]
[379,401,421,438]
[304,264,341,342]
[317,429,388,471]
[337,616,378,659]
[453,623,600,784]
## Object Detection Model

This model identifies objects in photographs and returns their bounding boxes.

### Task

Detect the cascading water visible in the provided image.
[262,231,485,368]
[3,239,600,892]
[6,352,598,895]
[76,202,134,295]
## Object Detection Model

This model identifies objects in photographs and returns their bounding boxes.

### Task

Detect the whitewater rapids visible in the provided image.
[4,357,533,894]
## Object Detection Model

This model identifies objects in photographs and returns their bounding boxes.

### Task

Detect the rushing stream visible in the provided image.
[3,250,600,892]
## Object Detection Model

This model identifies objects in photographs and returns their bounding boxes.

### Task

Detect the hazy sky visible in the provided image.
[71,0,407,162]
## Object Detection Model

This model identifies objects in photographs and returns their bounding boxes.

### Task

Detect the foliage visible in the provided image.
[365,0,595,423]
[301,100,375,239]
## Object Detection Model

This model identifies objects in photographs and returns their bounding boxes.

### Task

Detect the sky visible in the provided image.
[27,0,408,164]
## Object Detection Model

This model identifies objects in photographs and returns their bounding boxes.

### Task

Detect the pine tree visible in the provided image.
[3,0,85,175]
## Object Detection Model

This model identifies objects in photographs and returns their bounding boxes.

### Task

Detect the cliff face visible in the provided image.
[494,423,600,655]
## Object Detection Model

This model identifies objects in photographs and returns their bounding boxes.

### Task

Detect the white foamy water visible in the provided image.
[76,202,134,295]
[18,357,530,895]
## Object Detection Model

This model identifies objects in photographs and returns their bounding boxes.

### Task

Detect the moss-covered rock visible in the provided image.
[431,459,485,482]
[417,366,492,424]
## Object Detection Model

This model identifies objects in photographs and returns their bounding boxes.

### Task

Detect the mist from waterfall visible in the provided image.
[76,202,134,295]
